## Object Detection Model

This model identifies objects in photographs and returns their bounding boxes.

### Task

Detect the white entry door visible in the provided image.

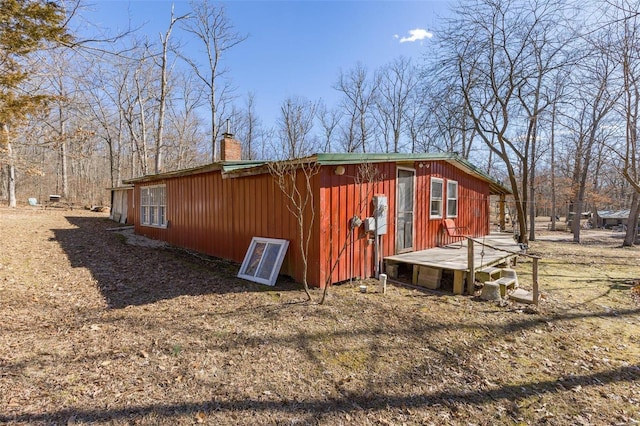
[396,168,415,253]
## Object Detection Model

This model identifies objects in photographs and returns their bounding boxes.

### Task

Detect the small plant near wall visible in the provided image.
[267,159,321,302]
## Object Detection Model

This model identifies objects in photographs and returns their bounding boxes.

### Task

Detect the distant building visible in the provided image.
[108,185,133,224]
[594,210,634,229]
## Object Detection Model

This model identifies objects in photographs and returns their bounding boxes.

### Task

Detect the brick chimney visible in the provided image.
[220,133,242,161]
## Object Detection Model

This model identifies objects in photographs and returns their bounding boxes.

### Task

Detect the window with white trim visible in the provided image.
[140,185,167,227]
[430,177,443,218]
[238,237,289,286]
[447,180,458,218]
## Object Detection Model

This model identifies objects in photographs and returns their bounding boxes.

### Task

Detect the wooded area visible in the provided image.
[0,0,639,245]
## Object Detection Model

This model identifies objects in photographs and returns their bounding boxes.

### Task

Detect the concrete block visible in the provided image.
[480,281,501,301]
[416,265,441,289]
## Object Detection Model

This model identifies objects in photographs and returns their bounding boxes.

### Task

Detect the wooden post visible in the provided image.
[499,194,506,231]
[453,270,465,295]
[467,238,475,294]
[533,257,539,306]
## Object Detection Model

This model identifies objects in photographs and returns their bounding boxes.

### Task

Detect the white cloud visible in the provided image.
[398,28,433,43]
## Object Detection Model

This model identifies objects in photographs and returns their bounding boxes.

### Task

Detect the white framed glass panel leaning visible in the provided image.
[238,237,289,286]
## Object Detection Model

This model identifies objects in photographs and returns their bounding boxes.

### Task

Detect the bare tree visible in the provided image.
[181,1,246,162]
[0,0,71,207]
[268,160,382,304]
[0,123,13,206]
[607,0,640,245]
[404,87,431,153]
[438,0,576,243]
[421,77,477,157]
[518,4,578,242]
[316,101,341,153]
[32,45,98,200]
[119,45,155,177]
[334,63,379,153]
[277,96,318,159]
[375,56,418,153]
[153,8,189,173]
[258,127,276,161]
[22,44,113,204]
[84,57,128,186]
[164,70,208,169]
[232,92,261,160]
[267,159,321,301]
[544,72,571,231]
[564,51,619,242]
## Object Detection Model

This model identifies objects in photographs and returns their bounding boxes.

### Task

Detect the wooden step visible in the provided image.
[509,288,538,304]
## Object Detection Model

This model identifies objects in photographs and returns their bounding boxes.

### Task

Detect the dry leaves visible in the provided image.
[0,208,639,425]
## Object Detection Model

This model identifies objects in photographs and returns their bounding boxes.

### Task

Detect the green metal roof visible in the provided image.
[220,160,268,173]
[124,152,511,195]
[314,152,511,195]
[124,161,267,184]
[315,152,455,164]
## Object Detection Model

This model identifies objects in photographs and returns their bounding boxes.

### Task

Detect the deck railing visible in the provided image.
[467,237,541,305]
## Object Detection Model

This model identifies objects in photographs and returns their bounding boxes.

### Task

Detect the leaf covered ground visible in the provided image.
[1,207,639,425]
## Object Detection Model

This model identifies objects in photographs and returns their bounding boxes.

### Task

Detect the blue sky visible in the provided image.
[83,1,451,129]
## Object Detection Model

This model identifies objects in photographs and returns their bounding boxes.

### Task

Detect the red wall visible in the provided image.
[134,169,321,287]
[317,160,491,287]
[132,160,491,288]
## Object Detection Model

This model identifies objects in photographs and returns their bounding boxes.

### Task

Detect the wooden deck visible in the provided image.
[384,233,522,295]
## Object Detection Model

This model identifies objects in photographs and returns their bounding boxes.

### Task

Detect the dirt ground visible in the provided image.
[1,207,639,425]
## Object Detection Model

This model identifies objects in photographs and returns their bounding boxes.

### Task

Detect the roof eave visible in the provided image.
[315,153,511,195]
[122,153,512,195]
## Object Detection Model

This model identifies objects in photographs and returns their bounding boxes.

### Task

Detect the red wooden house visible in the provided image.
[124,136,511,288]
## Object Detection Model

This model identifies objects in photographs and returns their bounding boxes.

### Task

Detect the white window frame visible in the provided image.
[140,185,167,228]
[238,237,289,286]
[447,180,459,218]
[430,177,444,219]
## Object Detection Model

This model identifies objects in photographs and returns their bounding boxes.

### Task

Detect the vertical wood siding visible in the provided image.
[317,160,490,286]
[125,189,134,225]
[318,162,396,287]
[134,170,321,287]
[133,159,490,288]
[416,161,490,248]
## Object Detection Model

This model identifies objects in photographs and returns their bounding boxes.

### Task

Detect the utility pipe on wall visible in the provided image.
[372,194,388,278]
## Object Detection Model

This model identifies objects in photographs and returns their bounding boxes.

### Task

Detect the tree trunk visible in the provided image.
[572,136,595,243]
[155,12,185,173]
[528,116,538,242]
[0,163,6,201]
[211,92,217,162]
[7,143,16,208]
[106,136,116,188]
[503,156,528,244]
[550,101,558,230]
[623,192,639,246]
[520,160,529,245]
[60,141,68,198]
[1,124,16,208]
[58,108,68,198]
